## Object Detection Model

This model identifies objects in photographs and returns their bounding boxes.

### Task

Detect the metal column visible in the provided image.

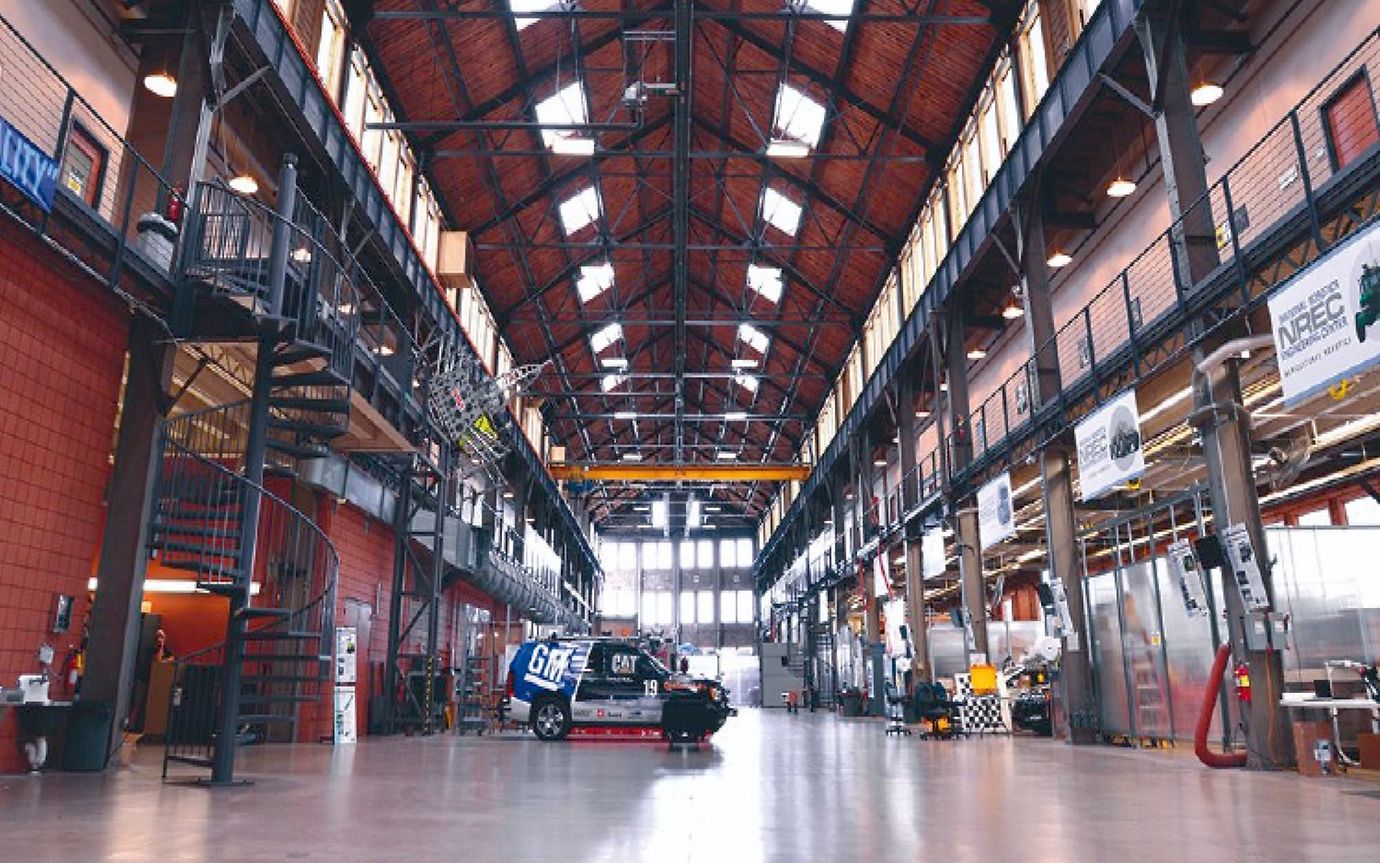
[944,309,988,660]
[1137,0,1291,768]
[209,155,296,784]
[84,316,176,761]
[1017,193,1097,741]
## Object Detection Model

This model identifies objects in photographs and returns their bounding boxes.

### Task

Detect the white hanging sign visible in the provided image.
[1074,389,1145,501]
[1222,523,1271,611]
[921,528,945,579]
[1166,538,1210,617]
[976,472,1015,550]
[1268,219,1380,405]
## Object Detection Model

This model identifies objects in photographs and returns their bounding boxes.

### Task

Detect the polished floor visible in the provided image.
[4,709,1380,862]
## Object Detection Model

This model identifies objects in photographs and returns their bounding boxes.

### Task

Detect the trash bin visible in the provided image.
[61,700,114,772]
[839,688,864,717]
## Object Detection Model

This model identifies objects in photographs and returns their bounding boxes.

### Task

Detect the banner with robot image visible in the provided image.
[1269,219,1380,405]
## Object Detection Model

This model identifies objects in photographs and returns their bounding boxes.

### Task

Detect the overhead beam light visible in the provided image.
[1046,250,1072,268]
[724,411,748,421]
[716,451,739,461]
[601,356,628,370]
[1190,81,1224,106]
[1106,177,1137,198]
[143,71,177,98]
[967,347,987,360]
[730,358,758,369]
[228,173,259,195]
[1002,302,1025,320]
[614,410,638,420]
[622,453,643,462]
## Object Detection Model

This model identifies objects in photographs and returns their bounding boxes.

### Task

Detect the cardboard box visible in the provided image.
[1358,732,1380,769]
[1293,720,1339,776]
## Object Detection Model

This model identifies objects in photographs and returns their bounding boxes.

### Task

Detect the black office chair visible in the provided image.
[914,682,963,739]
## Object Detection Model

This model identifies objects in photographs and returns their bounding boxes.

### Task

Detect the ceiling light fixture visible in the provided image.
[1106,177,1137,198]
[967,347,987,360]
[601,357,629,369]
[1190,81,1224,107]
[143,70,177,98]
[229,173,259,196]
[716,451,738,461]
[614,410,638,420]
[872,458,887,467]
[622,453,643,462]
[724,411,748,421]
[1047,250,1072,268]
[730,358,758,369]
[1002,302,1025,320]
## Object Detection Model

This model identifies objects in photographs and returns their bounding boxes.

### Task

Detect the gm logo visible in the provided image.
[525,643,574,691]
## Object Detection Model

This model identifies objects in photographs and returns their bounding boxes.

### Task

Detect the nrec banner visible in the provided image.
[1269,219,1380,405]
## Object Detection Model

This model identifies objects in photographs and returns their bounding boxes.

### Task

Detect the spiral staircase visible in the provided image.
[154,169,358,782]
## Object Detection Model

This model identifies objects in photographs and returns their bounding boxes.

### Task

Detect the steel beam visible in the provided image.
[548,463,811,481]
[1015,189,1097,741]
[84,316,175,762]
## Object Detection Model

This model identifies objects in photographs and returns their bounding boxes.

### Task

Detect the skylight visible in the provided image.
[734,373,760,394]
[799,0,854,31]
[746,265,783,303]
[600,373,628,392]
[510,0,561,31]
[590,322,623,354]
[534,80,591,152]
[738,323,770,354]
[559,186,601,234]
[773,84,827,149]
[761,188,802,236]
[577,263,615,303]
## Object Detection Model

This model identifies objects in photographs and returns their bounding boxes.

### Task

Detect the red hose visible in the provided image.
[1197,643,1247,768]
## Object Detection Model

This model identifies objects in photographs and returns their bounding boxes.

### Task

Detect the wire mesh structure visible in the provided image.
[426,347,546,468]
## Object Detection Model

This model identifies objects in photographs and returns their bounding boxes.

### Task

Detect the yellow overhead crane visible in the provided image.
[547,463,812,482]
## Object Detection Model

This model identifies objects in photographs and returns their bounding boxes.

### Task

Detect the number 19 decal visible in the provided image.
[644,679,659,697]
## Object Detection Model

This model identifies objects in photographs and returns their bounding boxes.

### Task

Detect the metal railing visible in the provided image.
[765,27,1380,589]
[950,28,1380,480]
[0,13,182,294]
[158,434,338,776]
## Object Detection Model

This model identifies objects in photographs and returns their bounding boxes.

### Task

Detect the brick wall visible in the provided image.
[306,499,396,740]
[0,225,127,772]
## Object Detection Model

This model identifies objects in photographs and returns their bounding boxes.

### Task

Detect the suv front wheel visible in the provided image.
[531,697,572,741]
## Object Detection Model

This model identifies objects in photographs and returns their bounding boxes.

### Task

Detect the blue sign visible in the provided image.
[0,115,59,212]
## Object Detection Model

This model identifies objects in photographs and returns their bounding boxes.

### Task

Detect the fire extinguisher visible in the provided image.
[1233,661,1252,703]
[166,184,185,224]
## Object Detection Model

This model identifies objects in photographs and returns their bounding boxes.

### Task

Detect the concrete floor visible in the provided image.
[4,709,1380,863]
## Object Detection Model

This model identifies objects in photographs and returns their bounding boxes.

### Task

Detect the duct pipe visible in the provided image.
[1196,644,1248,768]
